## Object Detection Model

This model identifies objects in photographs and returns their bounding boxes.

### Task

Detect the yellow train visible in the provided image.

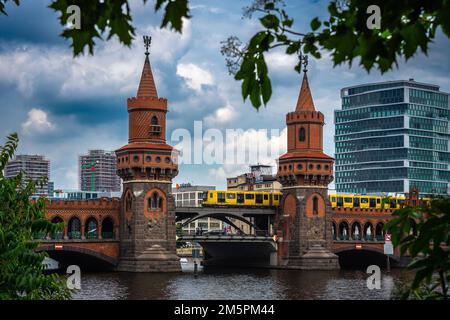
[329,194,431,209]
[202,190,282,207]
[202,190,430,209]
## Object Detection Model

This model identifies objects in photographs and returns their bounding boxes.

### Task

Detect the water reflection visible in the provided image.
[73,263,404,300]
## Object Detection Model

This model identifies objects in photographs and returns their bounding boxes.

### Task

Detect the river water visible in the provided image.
[72,261,407,300]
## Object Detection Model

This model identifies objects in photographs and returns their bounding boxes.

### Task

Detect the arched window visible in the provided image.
[299,127,306,141]
[148,191,164,211]
[68,217,81,239]
[85,217,98,239]
[102,217,114,239]
[125,192,132,211]
[50,216,64,240]
[151,116,158,125]
[312,196,318,215]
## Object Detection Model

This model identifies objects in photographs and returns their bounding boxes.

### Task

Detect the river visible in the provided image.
[72,261,407,300]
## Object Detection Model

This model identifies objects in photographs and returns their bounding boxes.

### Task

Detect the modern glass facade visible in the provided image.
[335,80,450,195]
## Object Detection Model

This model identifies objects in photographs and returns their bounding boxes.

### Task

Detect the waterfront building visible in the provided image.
[335,79,450,196]
[4,154,51,197]
[227,164,281,192]
[79,149,121,192]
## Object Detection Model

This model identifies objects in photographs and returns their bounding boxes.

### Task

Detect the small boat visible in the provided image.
[42,257,60,272]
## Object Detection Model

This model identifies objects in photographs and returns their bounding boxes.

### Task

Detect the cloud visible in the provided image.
[204,103,237,125]
[21,108,54,134]
[176,63,214,92]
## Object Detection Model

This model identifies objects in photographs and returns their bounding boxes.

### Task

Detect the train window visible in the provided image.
[218,192,225,203]
[390,199,396,208]
[376,198,381,203]
[353,197,360,207]
[331,197,336,202]
[361,198,368,203]
[245,194,255,200]
[255,194,263,204]
[237,193,244,203]
[202,192,208,201]
[337,197,343,206]
[274,195,279,200]
[264,194,268,200]
[369,198,376,208]
[399,200,405,207]
[344,197,352,203]
[227,193,236,199]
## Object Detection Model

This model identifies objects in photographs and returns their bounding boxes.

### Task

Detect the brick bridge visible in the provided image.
[37,199,404,269]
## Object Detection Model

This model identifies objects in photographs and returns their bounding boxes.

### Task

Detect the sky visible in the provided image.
[0,0,449,190]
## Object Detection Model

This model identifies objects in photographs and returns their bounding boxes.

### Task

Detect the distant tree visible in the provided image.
[1,0,449,110]
[385,197,450,300]
[0,133,70,300]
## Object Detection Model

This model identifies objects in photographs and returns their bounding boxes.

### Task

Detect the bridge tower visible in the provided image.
[115,36,180,272]
[276,56,339,269]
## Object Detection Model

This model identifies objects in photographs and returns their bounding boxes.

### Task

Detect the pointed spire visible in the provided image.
[295,54,315,112]
[295,72,315,111]
[137,35,158,98]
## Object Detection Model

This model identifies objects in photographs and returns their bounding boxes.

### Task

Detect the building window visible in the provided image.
[149,192,162,211]
[299,127,306,141]
[313,196,318,215]
[151,116,158,125]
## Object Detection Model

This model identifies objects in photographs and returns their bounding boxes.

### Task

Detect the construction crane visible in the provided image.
[81,160,99,191]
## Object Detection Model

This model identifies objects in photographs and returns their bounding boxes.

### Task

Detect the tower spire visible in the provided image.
[137,35,158,98]
[295,54,315,112]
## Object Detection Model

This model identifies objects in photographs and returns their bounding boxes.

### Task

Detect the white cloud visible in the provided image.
[21,108,54,134]
[176,63,214,92]
[204,103,237,125]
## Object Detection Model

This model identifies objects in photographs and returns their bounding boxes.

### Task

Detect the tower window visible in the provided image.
[149,192,163,211]
[313,196,318,215]
[299,127,306,142]
[151,116,158,125]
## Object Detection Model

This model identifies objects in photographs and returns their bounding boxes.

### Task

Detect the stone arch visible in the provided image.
[338,220,349,240]
[85,217,98,239]
[363,222,374,241]
[375,222,384,241]
[331,221,337,240]
[306,192,325,217]
[101,216,115,239]
[351,221,362,240]
[68,216,81,239]
[50,216,64,240]
[37,245,117,268]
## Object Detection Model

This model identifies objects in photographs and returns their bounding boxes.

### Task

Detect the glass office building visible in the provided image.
[334,80,450,196]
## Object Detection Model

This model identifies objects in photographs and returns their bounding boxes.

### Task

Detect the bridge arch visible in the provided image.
[338,220,349,241]
[37,245,117,271]
[334,246,399,268]
[50,216,64,240]
[363,222,374,241]
[181,212,260,234]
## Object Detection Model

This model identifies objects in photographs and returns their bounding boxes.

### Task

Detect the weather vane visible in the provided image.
[299,53,308,73]
[143,35,152,56]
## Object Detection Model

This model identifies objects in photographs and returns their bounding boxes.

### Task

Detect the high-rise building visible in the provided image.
[79,150,121,192]
[4,154,50,196]
[335,79,450,195]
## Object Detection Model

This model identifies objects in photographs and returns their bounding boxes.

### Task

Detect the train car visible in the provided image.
[329,193,411,210]
[202,190,282,207]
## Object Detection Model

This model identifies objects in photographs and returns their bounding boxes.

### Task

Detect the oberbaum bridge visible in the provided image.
[35,38,418,272]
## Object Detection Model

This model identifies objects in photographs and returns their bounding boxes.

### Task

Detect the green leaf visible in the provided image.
[259,14,279,30]
[310,17,321,31]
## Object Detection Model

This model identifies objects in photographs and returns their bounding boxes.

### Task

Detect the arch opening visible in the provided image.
[102,217,114,239]
[68,217,81,239]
